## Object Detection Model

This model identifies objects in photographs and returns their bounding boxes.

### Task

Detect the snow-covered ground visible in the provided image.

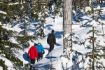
[27,16,64,70]
[1,2,105,70]
[1,14,105,70]
[0,66,3,70]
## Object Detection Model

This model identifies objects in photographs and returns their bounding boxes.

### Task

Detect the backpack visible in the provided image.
[47,33,55,44]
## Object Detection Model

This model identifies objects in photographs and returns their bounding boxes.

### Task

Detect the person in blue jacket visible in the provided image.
[35,43,45,61]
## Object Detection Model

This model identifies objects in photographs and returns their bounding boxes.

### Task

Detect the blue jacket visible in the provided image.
[36,43,44,53]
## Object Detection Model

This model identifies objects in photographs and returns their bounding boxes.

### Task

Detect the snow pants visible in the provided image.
[49,44,54,53]
[30,59,35,64]
[37,53,43,61]
[30,59,35,70]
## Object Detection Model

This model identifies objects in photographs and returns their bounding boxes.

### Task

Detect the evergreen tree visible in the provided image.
[0,0,62,69]
[0,0,23,69]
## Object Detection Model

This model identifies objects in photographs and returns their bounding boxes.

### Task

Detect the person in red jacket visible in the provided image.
[28,45,38,64]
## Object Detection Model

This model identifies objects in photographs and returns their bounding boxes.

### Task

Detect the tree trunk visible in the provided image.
[63,0,72,51]
[92,27,95,70]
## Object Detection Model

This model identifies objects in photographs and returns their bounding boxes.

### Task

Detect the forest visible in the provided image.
[0,0,105,70]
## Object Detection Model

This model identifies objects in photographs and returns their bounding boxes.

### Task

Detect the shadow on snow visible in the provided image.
[55,31,63,39]
[44,24,53,30]
[35,63,55,70]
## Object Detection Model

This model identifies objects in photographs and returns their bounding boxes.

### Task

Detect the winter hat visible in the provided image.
[51,30,54,33]
[34,43,38,46]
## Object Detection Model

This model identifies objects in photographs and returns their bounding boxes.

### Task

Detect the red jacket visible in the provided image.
[28,46,38,60]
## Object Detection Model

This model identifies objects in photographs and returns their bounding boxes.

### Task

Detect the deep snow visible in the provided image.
[1,2,105,70]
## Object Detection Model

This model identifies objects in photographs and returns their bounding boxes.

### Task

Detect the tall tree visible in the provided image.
[63,0,72,57]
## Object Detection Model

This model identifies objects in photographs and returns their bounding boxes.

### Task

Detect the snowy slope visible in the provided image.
[32,16,63,70]
[1,2,105,70]
[3,13,105,70]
